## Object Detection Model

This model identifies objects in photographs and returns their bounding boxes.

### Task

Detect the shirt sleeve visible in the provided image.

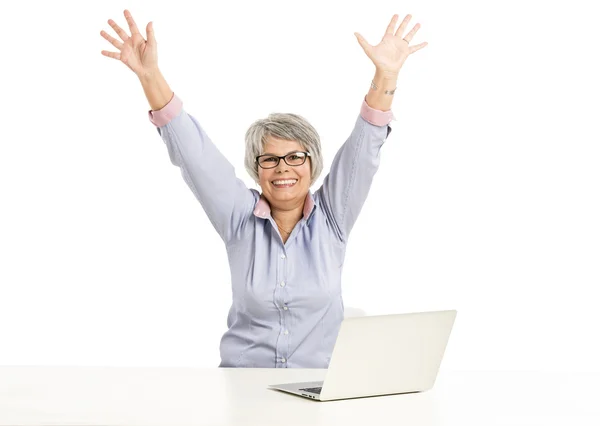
[315,96,394,243]
[148,93,257,244]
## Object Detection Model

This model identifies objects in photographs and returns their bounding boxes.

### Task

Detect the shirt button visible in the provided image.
[281,358,287,363]
[284,330,289,335]
[280,281,286,287]
[280,254,286,259]
[283,306,288,311]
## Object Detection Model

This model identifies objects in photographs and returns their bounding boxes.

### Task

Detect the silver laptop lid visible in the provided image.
[319,309,457,401]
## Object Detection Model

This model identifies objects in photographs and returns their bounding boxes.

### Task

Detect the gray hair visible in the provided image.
[244,112,323,186]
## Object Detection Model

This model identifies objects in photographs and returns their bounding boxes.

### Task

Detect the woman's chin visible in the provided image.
[267,189,305,204]
[273,191,298,201]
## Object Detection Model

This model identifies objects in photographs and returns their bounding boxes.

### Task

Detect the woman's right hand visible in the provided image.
[100,9,158,77]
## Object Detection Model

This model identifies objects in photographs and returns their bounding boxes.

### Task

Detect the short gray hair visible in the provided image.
[244,112,323,186]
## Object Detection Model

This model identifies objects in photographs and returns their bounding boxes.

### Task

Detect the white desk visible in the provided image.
[1,367,599,425]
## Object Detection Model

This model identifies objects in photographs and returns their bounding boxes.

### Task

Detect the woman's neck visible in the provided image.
[271,204,304,234]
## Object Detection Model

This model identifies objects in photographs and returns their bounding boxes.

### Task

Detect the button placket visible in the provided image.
[276,250,288,367]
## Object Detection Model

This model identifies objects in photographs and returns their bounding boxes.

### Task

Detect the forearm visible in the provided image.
[365,69,399,111]
[138,69,173,111]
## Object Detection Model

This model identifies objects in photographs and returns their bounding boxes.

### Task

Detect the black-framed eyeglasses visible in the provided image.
[255,151,311,169]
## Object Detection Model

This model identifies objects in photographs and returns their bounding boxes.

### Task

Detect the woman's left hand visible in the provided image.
[355,14,428,76]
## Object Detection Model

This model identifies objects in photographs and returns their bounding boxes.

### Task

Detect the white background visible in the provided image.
[0,0,598,372]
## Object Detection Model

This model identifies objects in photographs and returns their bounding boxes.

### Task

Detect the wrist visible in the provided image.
[138,67,162,82]
[138,68,173,111]
[366,70,398,113]
[374,69,399,83]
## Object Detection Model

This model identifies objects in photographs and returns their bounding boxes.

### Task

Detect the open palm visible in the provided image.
[100,10,158,76]
[355,14,428,75]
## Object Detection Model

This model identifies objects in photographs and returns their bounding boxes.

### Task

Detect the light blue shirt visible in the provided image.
[150,94,393,368]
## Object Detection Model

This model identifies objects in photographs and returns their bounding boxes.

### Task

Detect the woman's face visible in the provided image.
[258,135,311,209]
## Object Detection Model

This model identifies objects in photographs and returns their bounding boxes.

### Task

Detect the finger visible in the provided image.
[124,9,141,36]
[354,32,372,55]
[108,18,130,42]
[402,23,420,43]
[394,14,412,38]
[409,42,428,54]
[385,14,399,36]
[146,21,156,47]
[100,30,124,50]
[101,50,121,60]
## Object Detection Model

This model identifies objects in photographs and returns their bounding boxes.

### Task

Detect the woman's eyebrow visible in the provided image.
[260,150,301,156]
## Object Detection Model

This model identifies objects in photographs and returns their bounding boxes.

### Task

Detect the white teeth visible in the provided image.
[272,179,297,185]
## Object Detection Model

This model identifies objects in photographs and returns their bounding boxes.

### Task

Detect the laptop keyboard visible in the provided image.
[299,386,322,394]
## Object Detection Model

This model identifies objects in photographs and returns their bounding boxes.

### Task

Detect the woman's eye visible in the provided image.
[264,157,277,162]
[289,155,300,160]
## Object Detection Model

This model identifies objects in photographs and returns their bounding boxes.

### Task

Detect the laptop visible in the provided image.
[268,309,457,401]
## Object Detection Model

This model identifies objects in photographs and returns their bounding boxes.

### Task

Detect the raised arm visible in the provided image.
[100,10,255,243]
[316,13,428,242]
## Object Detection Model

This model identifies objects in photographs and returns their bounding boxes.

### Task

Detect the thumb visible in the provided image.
[354,32,371,55]
[146,21,156,46]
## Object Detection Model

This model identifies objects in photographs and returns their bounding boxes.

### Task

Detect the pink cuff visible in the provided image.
[148,93,183,127]
[360,95,396,126]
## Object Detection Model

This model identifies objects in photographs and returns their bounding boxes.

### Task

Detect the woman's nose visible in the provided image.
[275,160,289,172]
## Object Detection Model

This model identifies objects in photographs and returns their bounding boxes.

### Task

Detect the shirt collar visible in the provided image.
[253,192,316,221]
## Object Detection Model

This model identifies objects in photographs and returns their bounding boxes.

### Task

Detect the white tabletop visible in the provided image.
[1,367,599,426]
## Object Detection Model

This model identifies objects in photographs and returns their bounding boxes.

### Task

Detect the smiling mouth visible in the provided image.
[271,179,298,188]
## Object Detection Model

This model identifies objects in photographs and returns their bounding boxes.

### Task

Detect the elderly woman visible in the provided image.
[101,10,427,368]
